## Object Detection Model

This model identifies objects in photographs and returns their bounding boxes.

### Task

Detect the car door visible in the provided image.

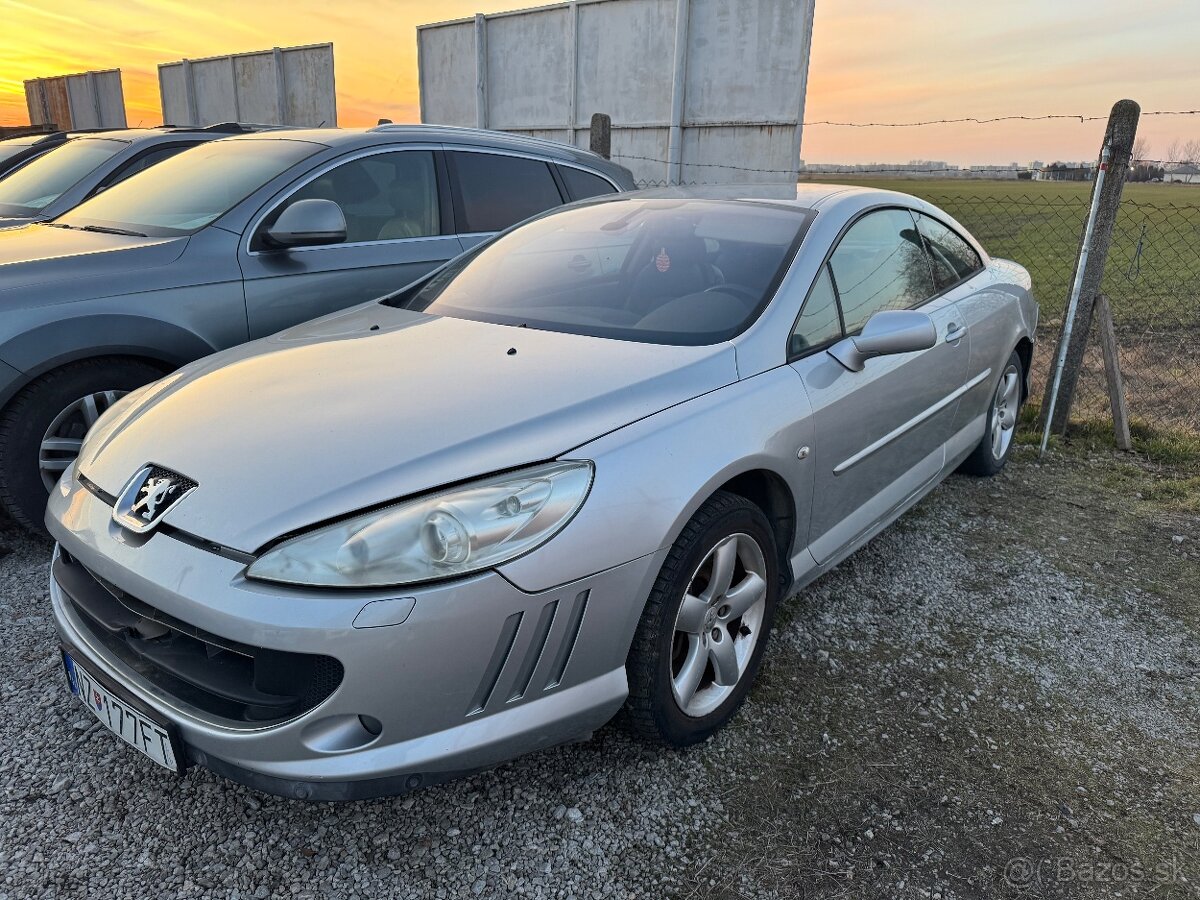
[911,211,1000,439]
[445,150,568,250]
[788,207,970,565]
[238,147,463,339]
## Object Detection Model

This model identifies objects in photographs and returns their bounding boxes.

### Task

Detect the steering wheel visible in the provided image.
[703,284,760,306]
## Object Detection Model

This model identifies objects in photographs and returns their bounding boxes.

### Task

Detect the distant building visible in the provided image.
[1163,164,1199,184]
[797,160,1029,180]
[1033,162,1094,182]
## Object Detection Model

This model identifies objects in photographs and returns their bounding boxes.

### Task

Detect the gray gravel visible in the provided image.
[1,446,1197,899]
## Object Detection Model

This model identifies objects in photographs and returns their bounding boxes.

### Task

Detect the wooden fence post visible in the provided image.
[589,113,611,159]
[1040,99,1140,434]
[1094,294,1133,450]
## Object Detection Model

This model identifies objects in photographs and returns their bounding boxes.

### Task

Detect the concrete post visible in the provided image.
[665,0,691,184]
[474,14,489,130]
[590,114,611,159]
[1040,99,1140,434]
[273,47,287,125]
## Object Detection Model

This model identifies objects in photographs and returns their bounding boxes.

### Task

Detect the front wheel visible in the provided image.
[0,359,163,532]
[959,349,1023,477]
[622,491,779,747]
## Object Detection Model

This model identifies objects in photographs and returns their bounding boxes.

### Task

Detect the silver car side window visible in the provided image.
[915,212,983,290]
[789,264,843,357]
[828,208,937,335]
[285,150,440,244]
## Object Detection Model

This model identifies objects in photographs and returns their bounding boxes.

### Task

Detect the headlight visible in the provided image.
[246,461,593,588]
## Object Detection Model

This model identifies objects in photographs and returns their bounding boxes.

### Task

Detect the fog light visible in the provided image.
[300,714,383,753]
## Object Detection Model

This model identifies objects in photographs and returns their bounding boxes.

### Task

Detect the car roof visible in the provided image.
[615,182,956,217]
[66,124,288,145]
[222,124,623,170]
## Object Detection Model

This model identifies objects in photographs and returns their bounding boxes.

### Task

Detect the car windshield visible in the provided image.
[59,139,323,237]
[0,138,124,217]
[0,136,42,168]
[392,199,809,346]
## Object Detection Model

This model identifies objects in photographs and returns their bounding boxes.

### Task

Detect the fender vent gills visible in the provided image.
[543,590,588,691]
[507,599,558,702]
[465,589,591,717]
[466,612,522,716]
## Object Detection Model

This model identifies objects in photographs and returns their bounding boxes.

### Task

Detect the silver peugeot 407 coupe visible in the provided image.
[47,185,1037,800]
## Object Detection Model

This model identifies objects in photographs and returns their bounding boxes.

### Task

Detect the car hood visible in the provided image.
[79,303,739,552]
[0,224,186,301]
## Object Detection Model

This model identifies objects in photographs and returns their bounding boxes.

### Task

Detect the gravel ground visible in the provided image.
[1,444,1197,899]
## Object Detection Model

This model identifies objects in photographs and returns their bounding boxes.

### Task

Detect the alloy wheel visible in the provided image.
[990,364,1020,461]
[39,390,127,490]
[670,532,768,718]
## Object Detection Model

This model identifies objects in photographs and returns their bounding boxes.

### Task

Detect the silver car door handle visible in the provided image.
[945,323,967,343]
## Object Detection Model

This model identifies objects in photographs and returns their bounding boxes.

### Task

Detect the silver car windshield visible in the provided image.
[59,139,323,237]
[396,199,810,346]
[0,138,125,216]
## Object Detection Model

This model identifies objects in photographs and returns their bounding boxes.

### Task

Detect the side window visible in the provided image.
[789,264,843,357]
[915,212,983,289]
[829,209,936,334]
[97,144,196,192]
[558,165,617,201]
[449,151,563,233]
[285,150,439,244]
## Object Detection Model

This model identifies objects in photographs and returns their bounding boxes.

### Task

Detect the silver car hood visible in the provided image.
[80,303,738,552]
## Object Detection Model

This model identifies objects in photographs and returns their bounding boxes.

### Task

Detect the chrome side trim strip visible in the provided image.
[833,368,992,476]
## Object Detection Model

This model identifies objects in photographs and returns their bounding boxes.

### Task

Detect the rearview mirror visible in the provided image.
[265,198,347,249]
[827,309,937,372]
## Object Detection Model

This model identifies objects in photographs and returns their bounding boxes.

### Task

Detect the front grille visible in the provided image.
[56,549,343,725]
[144,465,198,495]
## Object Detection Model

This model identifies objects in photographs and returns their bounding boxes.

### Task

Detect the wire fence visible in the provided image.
[915,193,1200,435]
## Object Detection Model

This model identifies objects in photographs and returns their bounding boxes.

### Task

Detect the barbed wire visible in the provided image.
[795,109,1200,127]
[616,154,1200,179]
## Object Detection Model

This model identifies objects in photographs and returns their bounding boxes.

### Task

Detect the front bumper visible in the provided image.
[47,467,664,800]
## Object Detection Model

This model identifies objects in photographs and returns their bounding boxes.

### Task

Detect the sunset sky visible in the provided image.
[1,0,1196,165]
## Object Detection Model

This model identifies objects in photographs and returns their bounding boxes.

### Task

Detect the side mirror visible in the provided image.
[827,309,937,372]
[265,198,347,249]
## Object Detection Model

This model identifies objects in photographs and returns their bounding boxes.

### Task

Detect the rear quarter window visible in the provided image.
[558,165,618,201]
[915,212,984,289]
[448,151,564,233]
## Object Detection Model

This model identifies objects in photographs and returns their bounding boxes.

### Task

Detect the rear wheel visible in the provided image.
[959,349,1022,477]
[622,491,779,747]
[0,359,163,532]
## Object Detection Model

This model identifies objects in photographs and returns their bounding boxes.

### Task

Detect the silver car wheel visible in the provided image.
[39,390,127,490]
[989,364,1020,461]
[670,532,768,718]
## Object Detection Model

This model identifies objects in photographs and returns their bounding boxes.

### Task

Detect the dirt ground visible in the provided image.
[687,442,1200,898]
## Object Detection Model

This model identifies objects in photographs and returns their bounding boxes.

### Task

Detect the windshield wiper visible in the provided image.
[44,222,75,229]
[79,224,148,237]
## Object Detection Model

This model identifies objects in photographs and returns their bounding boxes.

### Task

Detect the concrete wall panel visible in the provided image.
[418,0,813,184]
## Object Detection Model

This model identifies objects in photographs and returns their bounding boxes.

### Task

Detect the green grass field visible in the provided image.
[799,177,1200,206]
[798,178,1200,323]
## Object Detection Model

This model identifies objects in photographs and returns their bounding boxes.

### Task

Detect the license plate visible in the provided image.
[62,650,182,773]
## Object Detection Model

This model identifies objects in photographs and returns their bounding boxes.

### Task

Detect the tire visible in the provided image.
[0,358,164,533]
[958,349,1023,477]
[622,490,779,747]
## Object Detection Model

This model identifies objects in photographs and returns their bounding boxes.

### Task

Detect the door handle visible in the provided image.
[945,323,967,343]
